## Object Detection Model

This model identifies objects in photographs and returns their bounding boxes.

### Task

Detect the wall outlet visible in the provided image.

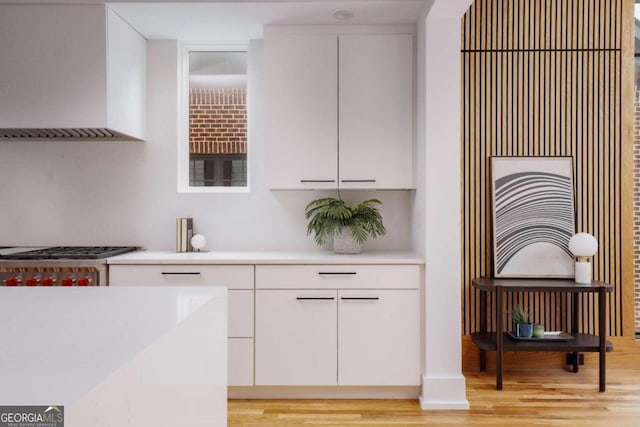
[565,353,585,366]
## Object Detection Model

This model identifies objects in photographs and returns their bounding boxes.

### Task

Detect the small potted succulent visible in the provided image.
[511,305,532,338]
[305,197,386,254]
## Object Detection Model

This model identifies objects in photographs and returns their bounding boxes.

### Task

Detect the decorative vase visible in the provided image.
[333,228,361,254]
[515,323,533,338]
[532,323,545,338]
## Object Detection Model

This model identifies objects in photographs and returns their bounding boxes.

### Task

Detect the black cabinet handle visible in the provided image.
[161,272,201,276]
[340,297,380,301]
[341,179,376,183]
[296,297,335,301]
[300,179,336,183]
[318,272,357,275]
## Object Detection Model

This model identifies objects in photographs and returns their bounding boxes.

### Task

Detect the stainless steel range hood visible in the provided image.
[0,128,139,141]
[0,4,146,141]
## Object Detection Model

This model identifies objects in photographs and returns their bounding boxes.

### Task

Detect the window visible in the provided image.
[190,154,247,187]
[180,46,249,191]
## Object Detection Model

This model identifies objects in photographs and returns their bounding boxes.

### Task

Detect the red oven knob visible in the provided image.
[61,277,75,287]
[41,277,55,286]
[25,277,39,287]
[5,276,21,286]
[77,277,91,287]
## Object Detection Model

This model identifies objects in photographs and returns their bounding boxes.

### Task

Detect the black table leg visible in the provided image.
[480,290,487,371]
[571,293,579,373]
[496,286,504,390]
[599,287,607,392]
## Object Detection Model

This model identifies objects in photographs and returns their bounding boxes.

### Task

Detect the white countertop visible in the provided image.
[0,286,227,427]
[107,250,424,265]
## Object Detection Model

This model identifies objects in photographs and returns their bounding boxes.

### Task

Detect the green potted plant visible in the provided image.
[305,197,386,254]
[511,305,532,338]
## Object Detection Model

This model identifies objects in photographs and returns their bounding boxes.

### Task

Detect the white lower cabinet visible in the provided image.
[108,264,255,386]
[255,290,338,386]
[338,289,421,386]
[229,338,254,386]
[254,265,421,387]
[228,290,254,338]
[109,262,422,389]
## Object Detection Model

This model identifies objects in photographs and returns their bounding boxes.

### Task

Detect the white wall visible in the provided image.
[0,39,412,252]
[410,1,431,256]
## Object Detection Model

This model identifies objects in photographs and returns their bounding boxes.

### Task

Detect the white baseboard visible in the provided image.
[419,375,469,410]
[229,386,420,399]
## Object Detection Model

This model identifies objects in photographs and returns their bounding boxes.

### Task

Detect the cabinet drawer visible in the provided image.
[256,265,419,290]
[229,338,254,386]
[229,290,253,338]
[108,265,254,289]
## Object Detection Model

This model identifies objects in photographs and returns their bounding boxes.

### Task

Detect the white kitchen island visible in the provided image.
[0,286,227,427]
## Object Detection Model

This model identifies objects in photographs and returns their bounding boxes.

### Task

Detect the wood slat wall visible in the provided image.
[461,0,630,336]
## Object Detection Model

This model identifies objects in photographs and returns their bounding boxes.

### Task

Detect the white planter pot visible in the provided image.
[333,228,361,254]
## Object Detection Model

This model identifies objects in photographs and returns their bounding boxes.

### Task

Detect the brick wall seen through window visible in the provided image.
[189,88,247,186]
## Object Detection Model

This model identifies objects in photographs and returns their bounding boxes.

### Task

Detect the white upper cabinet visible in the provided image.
[338,34,414,189]
[264,34,338,189]
[0,4,146,140]
[264,27,414,190]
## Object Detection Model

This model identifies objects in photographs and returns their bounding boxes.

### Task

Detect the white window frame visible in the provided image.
[178,42,250,193]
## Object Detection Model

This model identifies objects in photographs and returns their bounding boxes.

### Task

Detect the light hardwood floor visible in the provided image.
[228,368,640,426]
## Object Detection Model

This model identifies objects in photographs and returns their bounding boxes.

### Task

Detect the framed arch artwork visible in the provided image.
[491,156,576,278]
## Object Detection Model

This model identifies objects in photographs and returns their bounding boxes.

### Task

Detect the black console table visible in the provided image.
[471,278,614,391]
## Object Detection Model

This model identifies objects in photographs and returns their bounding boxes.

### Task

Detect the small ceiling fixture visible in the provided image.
[333,10,353,21]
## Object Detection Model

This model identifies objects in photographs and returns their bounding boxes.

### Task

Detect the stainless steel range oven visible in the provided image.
[0,247,137,286]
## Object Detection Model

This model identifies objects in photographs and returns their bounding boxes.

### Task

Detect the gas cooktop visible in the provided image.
[0,246,138,260]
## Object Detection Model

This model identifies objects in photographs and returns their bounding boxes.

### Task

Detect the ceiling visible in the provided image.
[108,1,427,41]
